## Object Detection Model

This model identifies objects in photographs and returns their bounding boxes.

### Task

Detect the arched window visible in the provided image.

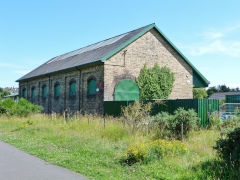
[42,85,47,99]
[22,88,27,99]
[54,82,60,98]
[31,87,36,100]
[88,76,96,95]
[69,80,76,97]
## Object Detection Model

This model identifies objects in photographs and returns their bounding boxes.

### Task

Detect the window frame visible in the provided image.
[87,76,97,97]
[42,84,47,100]
[69,79,77,98]
[54,82,60,99]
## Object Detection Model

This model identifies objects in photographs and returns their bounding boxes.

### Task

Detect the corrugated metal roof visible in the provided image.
[17,24,153,81]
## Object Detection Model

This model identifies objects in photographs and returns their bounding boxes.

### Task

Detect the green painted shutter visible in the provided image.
[114,79,139,101]
[70,82,76,96]
[55,84,60,97]
[88,79,96,95]
[42,86,47,98]
[31,87,36,99]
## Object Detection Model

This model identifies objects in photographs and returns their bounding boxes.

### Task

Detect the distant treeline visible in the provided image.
[207,85,240,96]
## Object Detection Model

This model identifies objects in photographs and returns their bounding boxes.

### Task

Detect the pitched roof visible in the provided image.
[17,23,209,87]
[209,92,240,100]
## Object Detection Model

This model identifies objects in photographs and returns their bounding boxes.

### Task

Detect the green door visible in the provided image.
[114,79,139,101]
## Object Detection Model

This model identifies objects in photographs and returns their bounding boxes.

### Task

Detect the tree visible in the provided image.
[193,88,208,99]
[137,64,174,100]
[0,88,10,98]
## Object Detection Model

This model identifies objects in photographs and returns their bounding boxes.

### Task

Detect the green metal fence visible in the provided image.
[104,99,219,126]
[226,95,240,103]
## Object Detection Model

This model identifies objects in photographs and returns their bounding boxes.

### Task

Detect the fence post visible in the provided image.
[104,117,106,129]
[181,122,184,141]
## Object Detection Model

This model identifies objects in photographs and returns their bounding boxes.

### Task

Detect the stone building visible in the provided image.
[17,23,209,114]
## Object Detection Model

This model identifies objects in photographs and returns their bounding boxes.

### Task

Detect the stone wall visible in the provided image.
[19,64,104,114]
[104,28,193,101]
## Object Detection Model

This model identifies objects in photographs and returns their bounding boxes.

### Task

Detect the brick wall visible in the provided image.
[104,28,193,101]
[19,64,104,114]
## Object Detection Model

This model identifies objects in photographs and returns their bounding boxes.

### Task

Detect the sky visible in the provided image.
[0,0,240,88]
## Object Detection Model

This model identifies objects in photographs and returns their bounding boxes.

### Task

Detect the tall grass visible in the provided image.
[0,113,235,179]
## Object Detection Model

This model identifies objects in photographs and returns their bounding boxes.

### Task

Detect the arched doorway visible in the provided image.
[114,79,140,101]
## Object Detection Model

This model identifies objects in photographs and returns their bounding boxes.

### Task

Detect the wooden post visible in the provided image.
[104,117,106,129]
[181,122,184,141]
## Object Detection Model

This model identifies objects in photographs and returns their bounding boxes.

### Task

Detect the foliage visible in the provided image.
[0,98,42,116]
[207,85,240,97]
[121,139,189,165]
[193,88,208,99]
[121,101,152,133]
[121,142,150,165]
[171,108,199,139]
[0,88,10,98]
[0,114,236,179]
[215,127,240,167]
[154,108,199,139]
[153,112,172,138]
[137,64,174,100]
[208,111,221,128]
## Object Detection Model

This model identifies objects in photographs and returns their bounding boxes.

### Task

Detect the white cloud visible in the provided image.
[182,23,240,57]
[187,40,240,57]
[201,31,223,40]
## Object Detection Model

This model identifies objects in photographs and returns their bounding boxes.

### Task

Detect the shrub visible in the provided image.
[170,108,199,139]
[121,101,152,133]
[193,88,208,99]
[150,139,189,157]
[208,111,221,128]
[120,139,189,165]
[153,112,172,139]
[153,108,199,139]
[0,98,42,116]
[137,64,174,100]
[221,116,240,131]
[215,127,240,167]
[121,142,150,165]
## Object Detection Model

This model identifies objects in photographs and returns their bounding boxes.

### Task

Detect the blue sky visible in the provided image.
[1,0,240,88]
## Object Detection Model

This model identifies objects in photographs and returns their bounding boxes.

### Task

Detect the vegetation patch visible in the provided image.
[137,64,174,100]
[0,98,42,116]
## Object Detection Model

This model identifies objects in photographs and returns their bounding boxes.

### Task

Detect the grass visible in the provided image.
[0,114,235,179]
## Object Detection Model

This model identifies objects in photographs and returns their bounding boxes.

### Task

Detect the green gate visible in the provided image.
[114,79,140,101]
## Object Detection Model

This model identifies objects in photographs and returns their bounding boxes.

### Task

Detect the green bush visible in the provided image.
[137,64,174,100]
[193,88,208,99]
[215,127,240,167]
[121,101,152,133]
[171,108,199,139]
[120,139,189,165]
[208,111,221,128]
[0,98,42,116]
[153,112,172,139]
[153,108,199,139]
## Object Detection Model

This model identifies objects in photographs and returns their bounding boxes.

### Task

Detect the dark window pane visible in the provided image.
[88,79,96,95]
[69,82,76,97]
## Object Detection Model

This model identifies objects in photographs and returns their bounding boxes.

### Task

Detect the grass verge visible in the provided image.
[0,114,229,179]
